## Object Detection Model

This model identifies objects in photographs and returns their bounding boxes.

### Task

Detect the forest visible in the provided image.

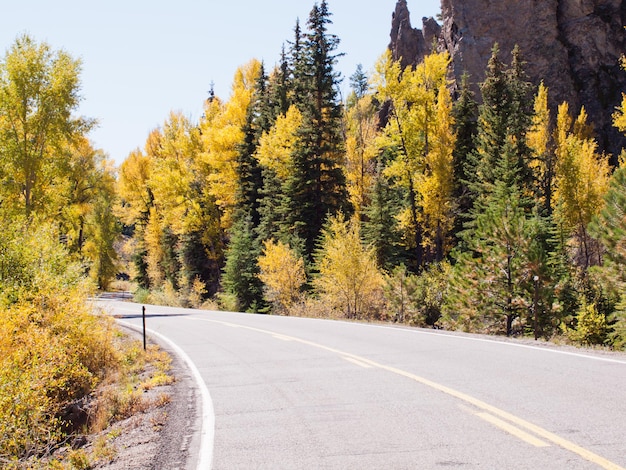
[113,1,626,349]
[1,0,626,461]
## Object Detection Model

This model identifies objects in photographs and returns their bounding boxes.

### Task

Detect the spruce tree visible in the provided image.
[362,161,406,271]
[472,44,534,198]
[349,63,369,101]
[222,64,271,310]
[265,47,291,123]
[451,72,478,238]
[222,215,265,312]
[450,141,538,336]
[285,0,350,260]
[235,64,268,228]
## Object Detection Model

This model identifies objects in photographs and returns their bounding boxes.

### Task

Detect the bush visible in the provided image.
[385,263,450,327]
[0,220,117,461]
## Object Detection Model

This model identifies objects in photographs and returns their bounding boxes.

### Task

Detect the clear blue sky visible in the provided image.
[1,1,440,165]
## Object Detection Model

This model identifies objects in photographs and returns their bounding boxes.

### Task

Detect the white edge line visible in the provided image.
[342,321,626,365]
[118,320,215,470]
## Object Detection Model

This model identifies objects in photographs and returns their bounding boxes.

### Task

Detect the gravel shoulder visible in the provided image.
[90,326,202,470]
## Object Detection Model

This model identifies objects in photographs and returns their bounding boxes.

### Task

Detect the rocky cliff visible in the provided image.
[389,0,626,158]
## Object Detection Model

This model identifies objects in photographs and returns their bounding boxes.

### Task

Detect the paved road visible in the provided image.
[95,300,626,470]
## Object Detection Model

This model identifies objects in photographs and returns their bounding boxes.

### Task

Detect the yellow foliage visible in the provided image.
[419,84,456,258]
[149,112,202,234]
[0,224,117,460]
[614,56,626,133]
[374,50,452,256]
[555,135,609,231]
[117,149,153,225]
[256,105,303,179]
[315,214,384,319]
[200,59,262,229]
[258,240,306,312]
[528,82,551,173]
[554,104,610,265]
[344,95,380,214]
[144,206,165,288]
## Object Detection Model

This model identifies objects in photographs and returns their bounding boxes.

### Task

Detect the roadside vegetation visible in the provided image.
[0,218,173,468]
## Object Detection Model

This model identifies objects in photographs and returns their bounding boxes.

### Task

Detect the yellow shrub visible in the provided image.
[0,290,117,460]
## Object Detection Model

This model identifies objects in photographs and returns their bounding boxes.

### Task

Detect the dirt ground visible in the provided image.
[87,329,201,470]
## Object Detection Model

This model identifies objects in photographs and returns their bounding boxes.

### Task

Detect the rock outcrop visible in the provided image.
[389,0,626,158]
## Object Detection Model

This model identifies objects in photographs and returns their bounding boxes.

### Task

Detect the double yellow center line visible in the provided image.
[193,317,624,470]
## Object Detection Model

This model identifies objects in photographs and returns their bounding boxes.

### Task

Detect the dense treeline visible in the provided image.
[116,1,626,349]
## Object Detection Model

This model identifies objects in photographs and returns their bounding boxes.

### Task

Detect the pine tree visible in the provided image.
[234,63,269,228]
[449,142,538,336]
[471,44,534,198]
[284,0,350,260]
[349,63,369,101]
[362,160,406,271]
[589,165,626,348]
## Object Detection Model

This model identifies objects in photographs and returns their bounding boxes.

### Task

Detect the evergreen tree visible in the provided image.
[285,0,350,260]
[471,44,534,198]
[362,160,406,271]
[451,72,478,237]
[223,63,273,310]
[235,63,269,228]
[222,215,265,312]
[349,63,369,101]
[589,165,626,348]
[448,141,538,336]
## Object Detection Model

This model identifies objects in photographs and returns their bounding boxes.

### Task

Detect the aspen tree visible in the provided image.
[315,214,383,319]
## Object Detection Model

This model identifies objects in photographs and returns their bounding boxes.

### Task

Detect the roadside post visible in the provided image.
[142,305,147,350]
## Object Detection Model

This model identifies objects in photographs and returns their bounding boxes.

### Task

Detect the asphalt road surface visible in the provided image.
[95,300,626,470]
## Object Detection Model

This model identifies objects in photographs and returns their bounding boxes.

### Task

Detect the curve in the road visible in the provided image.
[191,316,625,470]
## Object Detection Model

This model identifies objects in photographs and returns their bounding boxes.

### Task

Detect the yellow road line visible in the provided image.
[272,333,295,341]
[192,317,625,470]
[475,412,550,448]
[343,356,374,369]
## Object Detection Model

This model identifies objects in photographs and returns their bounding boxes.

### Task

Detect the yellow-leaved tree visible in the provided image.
[0,34,94,217]
[257,239,306,314]
[554,103,610,267]
[419,84,456,260]
[255,104,302,180]
[344,93,380,216]
[613,56,626,134]
[314,213,384,319]
[374,50,452,266]
[200,59,261,230]
[528,82,555,214]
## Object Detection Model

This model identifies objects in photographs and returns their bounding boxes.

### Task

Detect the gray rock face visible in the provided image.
[388,0,626,157]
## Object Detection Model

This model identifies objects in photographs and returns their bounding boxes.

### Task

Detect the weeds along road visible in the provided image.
[95,300,626,470]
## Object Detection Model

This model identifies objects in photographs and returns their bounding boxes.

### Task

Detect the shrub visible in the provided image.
[0,220,117,461]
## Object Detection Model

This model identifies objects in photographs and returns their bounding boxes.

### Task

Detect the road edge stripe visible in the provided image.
[118,320,215,470]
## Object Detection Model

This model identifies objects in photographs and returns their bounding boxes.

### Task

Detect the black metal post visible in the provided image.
[533,276,539,341]
[142,305,147,350]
